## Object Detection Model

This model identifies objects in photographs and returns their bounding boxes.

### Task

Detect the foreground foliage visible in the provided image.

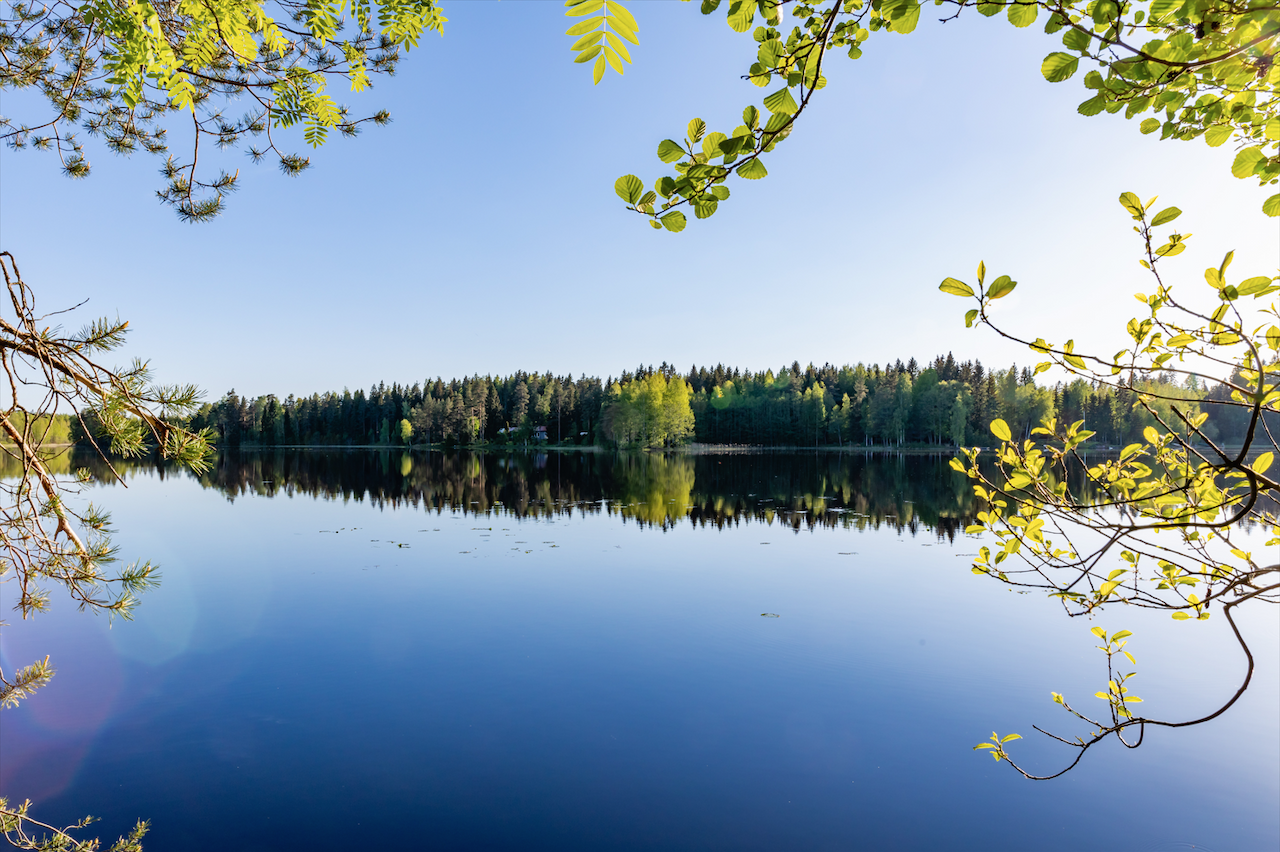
[942,195,1279,777]
[617,0,1280,230]
[0,252,212,845]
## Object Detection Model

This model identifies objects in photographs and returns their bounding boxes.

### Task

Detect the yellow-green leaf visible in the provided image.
[990,419,1012,442]
[939,278,974,297]
[987,275,1016,299]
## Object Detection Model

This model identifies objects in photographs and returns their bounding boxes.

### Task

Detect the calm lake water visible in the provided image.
[2,450,1277,851]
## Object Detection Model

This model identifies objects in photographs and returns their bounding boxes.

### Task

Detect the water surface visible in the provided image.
[2,450,1276,850]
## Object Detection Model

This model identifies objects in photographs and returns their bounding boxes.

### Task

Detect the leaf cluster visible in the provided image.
[619,0,1280,228]
[939,195,1278,777]
[1,0,443,218]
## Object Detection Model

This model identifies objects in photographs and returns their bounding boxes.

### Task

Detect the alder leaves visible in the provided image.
[617,0,1280,230]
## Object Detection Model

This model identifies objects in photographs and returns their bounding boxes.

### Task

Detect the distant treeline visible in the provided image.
[65,354,1267,450]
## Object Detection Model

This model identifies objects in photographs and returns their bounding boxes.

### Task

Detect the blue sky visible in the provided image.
[2,1,1276,400]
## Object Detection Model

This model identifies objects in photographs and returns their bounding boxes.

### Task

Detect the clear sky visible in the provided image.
[2,1,1276,401]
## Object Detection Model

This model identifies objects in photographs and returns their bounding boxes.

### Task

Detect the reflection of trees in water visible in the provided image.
[44,448,1002,538]
[33,448,1271,535]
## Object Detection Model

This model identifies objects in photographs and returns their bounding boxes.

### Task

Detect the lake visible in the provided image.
[2,449,1276,850]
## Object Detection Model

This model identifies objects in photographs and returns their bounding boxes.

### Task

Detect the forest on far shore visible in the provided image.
[50,354,1259,451]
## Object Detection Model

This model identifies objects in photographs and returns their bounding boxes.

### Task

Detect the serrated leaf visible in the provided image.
[763,87,798,115]
[657,139,685,163]
[687,118,706,143]
[1140,118,1161,134]
[1150,206,1181,226]
[1041,52,1079,82]
[659,210,686,232]
[702,131,726,159]
[1077,94,1107,116]
[614,174,643,204]
[736,158,768,179]
[1204,124,1232,147]
[1007,3,1037,27]
[1232,147,1264,179]
[939,278,974,297]
[1263,194,1280,217]
[888,0,921,32]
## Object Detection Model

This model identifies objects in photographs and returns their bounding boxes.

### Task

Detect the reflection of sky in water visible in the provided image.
[1,455,1276,851]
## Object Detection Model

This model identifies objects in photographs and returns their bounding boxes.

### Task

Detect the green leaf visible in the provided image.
[1007,3,1037,27]
[574,45,602,63]
[990,419,1012,442]
[1204,124,1232,147]
[736,158,768,179]
[605,31,633,61]
[1231,147,1264,179]
[888,0,921,33]
[1148,0,1182,20]
[1000,733,1023,743]
[1077,94,1107,117]
[687,118,706,143]
[964,308,979,328]
[571,31,605,51]
[1139,118,1160,134]
[657,139,685,163]
[1040,52,1079,82]
[1061,27,1090,51]
[762,87,798,115]
[1252,452,1274,474]
[1238,276,1273,295]
[566,17,604,35]
[565,0,605,15]
[659,210,686,232]
[1263,194,1280,217]
[987,275,1016,299]
[614,174,643,204]
[1118,192,1144,218]
[939,278,974,297]
[1150,206,1181,226]
[702,131,727,159]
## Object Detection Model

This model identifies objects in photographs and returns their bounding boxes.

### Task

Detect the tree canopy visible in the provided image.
[614,0,1280,230]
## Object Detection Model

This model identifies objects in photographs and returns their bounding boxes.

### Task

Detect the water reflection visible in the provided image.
[21,448,997,539]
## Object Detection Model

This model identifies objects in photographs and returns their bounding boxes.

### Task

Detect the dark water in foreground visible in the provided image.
[2,450,1276,851]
